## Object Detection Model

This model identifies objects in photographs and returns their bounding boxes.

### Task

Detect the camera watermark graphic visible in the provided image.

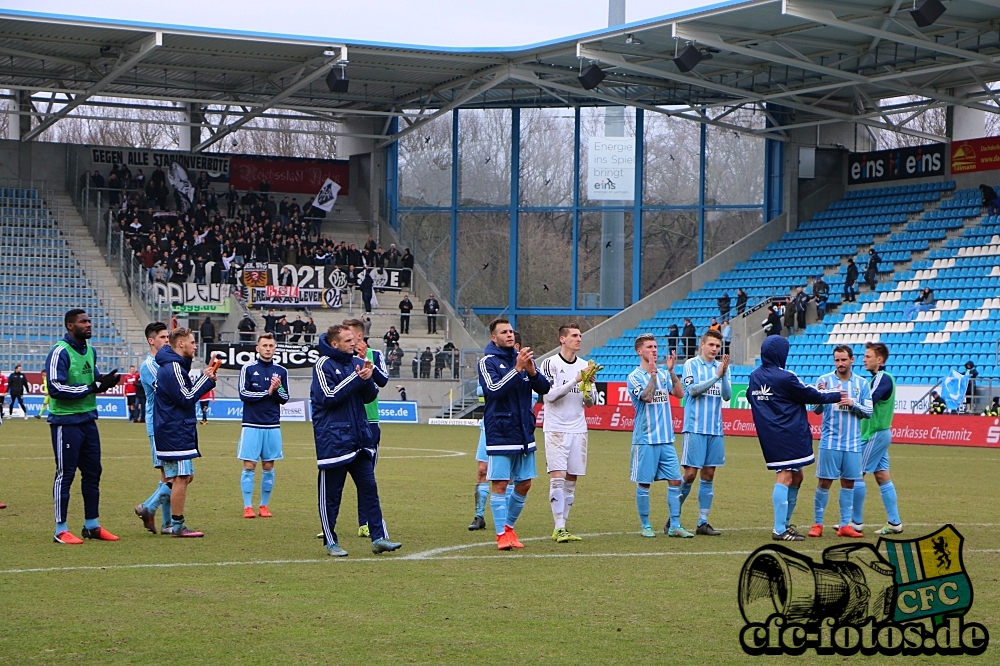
[738,524,989,656]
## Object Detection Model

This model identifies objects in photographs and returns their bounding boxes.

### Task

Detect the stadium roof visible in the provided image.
[2,0,1000,149]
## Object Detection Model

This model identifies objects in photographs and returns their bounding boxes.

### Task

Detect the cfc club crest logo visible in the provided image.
[738,525,988,656]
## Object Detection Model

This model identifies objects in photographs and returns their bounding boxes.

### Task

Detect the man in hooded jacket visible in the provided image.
[748,336,841,541]
[311,324,401,557]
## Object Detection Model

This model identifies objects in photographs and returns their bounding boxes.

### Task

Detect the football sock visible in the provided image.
[697,480,713,526]
[240,468,255,508]
[852,480,867,526]
[785,485,800,528]
[260,469,274,506]
[814,486,829,525]
[772,484,789,534]
[549,478,566,530]
[142,482,164,513]
[839,487,853,528]
[474,482,489,518]
[635,485,651,527]
[880,480,901,525]
[171,514,185,529]
[489,493,507,536]
[84,518,99,530]
[563,480,576,521]
[160,484,172,528]
[679,481,693,507]
[667,484,681,529]
[505,491,526,528]
[55,521,68,534]
[505,483,515,501]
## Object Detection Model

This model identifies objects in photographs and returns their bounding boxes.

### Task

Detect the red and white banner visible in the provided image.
[265,285,299,298]
[229,155,349,196]
[535,403,1000,448]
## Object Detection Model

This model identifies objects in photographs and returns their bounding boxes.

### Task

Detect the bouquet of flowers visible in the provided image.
[579,360,604,404]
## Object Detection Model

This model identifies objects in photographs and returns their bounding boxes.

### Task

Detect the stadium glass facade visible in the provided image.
[389,106,770,335]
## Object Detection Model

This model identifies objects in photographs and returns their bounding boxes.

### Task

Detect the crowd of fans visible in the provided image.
[84,166,415,285]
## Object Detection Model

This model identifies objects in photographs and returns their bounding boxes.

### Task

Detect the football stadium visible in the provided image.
[1,0,1000,662]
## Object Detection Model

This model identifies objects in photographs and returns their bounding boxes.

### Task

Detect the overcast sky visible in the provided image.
[6,0,722,47]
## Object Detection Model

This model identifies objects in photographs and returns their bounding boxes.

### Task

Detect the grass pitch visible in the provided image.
[0,420,998,664]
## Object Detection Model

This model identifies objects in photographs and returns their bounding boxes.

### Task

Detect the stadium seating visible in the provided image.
[0,189,134,371]
[588,181,999,387]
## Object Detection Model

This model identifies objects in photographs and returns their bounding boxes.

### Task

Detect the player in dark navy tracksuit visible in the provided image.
[748,335,841,541]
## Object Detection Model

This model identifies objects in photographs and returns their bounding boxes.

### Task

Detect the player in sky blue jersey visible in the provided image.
[627,333,690,538]
[133,322,174,534]
[809,345,872,539]
[680,329,731,536]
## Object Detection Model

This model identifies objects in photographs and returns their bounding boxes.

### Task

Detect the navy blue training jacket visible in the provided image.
[748,336,841,470]
[310,333,378,469]
[478,341,550,455]
[238,359,290,428]
[154,345,216,461]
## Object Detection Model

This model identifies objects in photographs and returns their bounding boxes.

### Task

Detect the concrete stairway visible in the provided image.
[48,191,149,349]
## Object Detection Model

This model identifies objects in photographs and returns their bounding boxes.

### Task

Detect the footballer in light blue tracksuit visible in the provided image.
[133,322,174,534]
[810,345,872,538]
[154,330,216,537]
[237,332,289,517]
[748,336,841,541]
[478,320,550,550]
[311,324,400,556]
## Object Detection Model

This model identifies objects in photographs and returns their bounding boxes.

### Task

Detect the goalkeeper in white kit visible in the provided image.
[539,323,599,542]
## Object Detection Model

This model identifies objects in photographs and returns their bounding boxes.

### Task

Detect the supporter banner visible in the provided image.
[951,136,1000,174]
[848,143,946,184]
[378,401,419,423]
[546,404,1000,448]
[239,263,410,292]
[229,155,349,196]
[88,147,230,176]
[154,282,232,313]
[249,286,343,309]
[206,342,321,370]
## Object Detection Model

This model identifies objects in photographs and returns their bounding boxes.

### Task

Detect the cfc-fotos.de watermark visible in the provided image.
[738,525,989,656]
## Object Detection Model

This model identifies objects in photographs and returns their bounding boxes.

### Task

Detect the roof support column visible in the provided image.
[949,85,986,141]
[8,90,33,140]
[178,103,204,152]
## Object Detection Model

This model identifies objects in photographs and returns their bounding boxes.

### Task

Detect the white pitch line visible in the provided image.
[3,522,998,576]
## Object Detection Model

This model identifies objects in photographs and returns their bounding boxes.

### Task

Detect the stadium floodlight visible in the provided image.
[673,44,703,73]
[910,0,946,27]
[625,34,644,46]
[577,64,606,90]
